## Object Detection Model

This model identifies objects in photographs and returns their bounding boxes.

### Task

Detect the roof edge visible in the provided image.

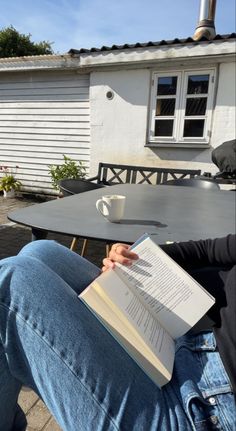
[0,53,71,63]
[68,33,236,55]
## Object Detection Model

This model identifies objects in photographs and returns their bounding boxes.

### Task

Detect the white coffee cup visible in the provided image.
[96,195,126,223]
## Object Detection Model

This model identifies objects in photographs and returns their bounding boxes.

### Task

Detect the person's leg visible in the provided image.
[0,344,27,431]
[0,240,101,431]
[1,242,234,430]
[18,239,101,294]
[0,247,193,431]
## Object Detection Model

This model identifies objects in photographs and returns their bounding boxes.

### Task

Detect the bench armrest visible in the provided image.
[86,175,99,182]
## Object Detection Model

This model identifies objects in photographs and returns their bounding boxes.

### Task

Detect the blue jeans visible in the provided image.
[0,240,235,431]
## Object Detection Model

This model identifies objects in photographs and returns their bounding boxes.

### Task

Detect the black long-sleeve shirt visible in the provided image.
[161,235,236,393]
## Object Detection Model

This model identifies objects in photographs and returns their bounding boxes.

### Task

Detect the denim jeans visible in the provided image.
[0,240,235,431]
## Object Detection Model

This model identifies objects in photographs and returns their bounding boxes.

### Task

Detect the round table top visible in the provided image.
[8,184,236,244]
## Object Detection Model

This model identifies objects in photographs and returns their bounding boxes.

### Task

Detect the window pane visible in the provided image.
[157,77,177,95]
[183,120,204,137]
[187,75,209,94]
[156,99,175,116]
[185,98,207,116]
[155,120,173,136]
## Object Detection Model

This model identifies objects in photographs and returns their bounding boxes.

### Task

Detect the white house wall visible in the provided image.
[90,69,150,175]
[0,70,90,194]
[89,61,236,177]
[211,62,236,148]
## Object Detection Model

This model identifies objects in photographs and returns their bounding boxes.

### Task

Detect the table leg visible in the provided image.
[31,228,48,241]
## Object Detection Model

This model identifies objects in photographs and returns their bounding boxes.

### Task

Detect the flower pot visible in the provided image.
[3,189,16,199]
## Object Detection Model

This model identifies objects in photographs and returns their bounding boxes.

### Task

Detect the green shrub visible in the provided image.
[48,155,86,190]
[0,165,22,193]
[0,174,22,192]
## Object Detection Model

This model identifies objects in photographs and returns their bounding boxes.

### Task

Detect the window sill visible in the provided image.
[146,142,210,149]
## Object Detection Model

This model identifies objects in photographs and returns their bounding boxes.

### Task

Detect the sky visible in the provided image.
[0,0,235,54]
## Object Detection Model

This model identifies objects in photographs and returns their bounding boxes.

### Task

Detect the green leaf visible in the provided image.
[48,155,86,190]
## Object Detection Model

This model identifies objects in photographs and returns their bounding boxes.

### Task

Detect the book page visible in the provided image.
[80,281,173,387]
[114,236,215,339]
[85,269,175,374]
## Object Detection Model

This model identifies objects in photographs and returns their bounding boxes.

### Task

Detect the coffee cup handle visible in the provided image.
[96,199,109,217]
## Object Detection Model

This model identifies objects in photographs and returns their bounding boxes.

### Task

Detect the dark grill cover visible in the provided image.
[212,139,236,175]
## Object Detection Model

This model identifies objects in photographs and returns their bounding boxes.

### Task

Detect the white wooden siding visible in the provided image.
[0,70,90,194]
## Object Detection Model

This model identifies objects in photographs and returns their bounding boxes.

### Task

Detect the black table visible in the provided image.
[8,184,235,245]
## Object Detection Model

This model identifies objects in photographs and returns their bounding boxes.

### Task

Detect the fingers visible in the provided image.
[101,258,115,272]
[109,243,138,262]
[101,243,139,272]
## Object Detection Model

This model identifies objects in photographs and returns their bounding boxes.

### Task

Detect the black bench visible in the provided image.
[88,162,201,185]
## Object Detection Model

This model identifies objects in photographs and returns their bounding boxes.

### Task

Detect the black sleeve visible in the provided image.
[160,234,236,271]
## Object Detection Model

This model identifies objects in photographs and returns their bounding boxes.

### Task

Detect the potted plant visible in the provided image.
[0,166,22,198]
[48,154,86,192]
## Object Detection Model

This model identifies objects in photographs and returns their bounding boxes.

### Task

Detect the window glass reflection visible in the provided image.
[156,99,176,116]
[185,98,207,116]
[183,120,204,137]
[187,75,209,94]
[155,120,173,136]
[157,77,177,95]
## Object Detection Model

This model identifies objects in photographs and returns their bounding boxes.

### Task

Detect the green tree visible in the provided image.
[0,25,54,58]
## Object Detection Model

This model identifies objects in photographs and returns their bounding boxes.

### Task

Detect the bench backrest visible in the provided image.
[95,163,201,185]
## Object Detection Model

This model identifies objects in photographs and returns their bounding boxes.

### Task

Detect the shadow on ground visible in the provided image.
[0,224,106,267]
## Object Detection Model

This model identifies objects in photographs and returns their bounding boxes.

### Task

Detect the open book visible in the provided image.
[79,234,215,387]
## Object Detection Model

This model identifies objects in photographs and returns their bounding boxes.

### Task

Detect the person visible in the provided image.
[0,235,235,431]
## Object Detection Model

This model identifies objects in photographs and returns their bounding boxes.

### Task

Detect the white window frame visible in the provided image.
[148,68,216,147]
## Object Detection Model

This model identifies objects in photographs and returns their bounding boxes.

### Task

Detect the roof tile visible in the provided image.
[68,33,236,55]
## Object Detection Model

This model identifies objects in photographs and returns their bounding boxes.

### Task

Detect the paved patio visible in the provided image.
[0,193,106,430]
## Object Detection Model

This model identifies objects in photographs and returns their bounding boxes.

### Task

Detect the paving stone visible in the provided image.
[18,389,62,431]
[18,389,39,414]
[0,194,50,225]
[25,399,52,430]
[43,417,62,431]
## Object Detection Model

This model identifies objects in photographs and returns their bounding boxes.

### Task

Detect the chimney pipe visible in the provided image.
[193,0,217,40]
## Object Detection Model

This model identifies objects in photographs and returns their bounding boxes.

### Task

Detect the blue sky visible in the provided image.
[0,0,235,54]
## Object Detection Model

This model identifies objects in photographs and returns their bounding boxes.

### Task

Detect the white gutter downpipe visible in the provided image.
[193,0,217,40]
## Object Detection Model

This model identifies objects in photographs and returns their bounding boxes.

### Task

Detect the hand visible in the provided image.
[102,243,139,272]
